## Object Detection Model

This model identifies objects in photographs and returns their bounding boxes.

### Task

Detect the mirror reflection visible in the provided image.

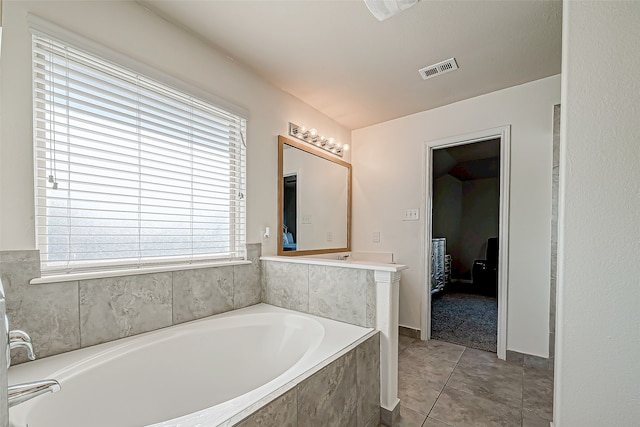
[278,136,351,255]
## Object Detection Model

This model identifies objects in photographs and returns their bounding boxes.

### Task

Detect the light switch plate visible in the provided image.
[373,231,381,243]
[403,208,420,221]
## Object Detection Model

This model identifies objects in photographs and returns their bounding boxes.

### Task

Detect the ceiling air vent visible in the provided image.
[419,58,458,80]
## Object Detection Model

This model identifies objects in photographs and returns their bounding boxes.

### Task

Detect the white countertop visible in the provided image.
[260,256,408,272]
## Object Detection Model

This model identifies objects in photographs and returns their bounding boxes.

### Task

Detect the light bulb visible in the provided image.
[327,137,335,147]
[309,128,317,137]
[343,144,350,151]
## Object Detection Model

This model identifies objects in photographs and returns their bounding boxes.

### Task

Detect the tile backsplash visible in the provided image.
[79,272,174,347]
[0,244,261,364]
[0,250,80,362]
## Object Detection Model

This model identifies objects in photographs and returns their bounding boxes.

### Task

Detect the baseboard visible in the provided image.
[506,349,554,370]
[380,401,400,426]
[399,325,420,339]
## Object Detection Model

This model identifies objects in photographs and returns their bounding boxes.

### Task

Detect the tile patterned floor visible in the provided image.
[392,336,554,427]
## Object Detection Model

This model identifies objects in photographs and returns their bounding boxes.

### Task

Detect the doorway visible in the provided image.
[431,138,500,352]
[283,173,298,251]
[422,126,510,360]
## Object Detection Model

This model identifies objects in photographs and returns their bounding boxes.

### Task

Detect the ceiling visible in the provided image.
[433,138,500,180]
[444,138,500,163]
[139,0,562,130]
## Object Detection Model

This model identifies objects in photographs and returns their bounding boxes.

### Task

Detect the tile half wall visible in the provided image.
[0,244,261,364]
[262,261,376,328]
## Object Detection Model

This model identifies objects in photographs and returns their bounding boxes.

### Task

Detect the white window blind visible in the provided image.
[32,34,246,275]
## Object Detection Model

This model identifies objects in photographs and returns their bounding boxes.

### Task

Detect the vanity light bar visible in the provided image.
[288,122,349,157]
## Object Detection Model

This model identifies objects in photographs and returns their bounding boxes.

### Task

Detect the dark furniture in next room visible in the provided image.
[472,237,498,296]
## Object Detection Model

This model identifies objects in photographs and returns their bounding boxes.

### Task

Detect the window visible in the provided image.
[32,34,246,275]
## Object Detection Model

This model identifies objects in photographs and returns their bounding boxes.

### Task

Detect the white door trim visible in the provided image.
[421,125,511,360]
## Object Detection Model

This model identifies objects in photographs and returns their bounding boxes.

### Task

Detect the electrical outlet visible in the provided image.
[372,231,380,243]
[302,214,312,224]
[403,208,420,221]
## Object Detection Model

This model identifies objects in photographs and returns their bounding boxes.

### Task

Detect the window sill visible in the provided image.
[30,260,252,285]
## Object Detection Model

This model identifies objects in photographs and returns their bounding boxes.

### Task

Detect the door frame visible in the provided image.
[421,126,511,360]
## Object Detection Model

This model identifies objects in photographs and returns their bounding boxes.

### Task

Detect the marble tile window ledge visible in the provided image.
[30,260,252,285]
[260,255,408,272]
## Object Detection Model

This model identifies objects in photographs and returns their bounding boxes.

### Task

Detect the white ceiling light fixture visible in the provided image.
[364,0,420,21]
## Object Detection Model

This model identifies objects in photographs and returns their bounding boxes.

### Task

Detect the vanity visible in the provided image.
[268,135,407,424]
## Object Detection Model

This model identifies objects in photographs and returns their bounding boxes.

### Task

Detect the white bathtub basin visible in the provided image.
[9,304,373,427]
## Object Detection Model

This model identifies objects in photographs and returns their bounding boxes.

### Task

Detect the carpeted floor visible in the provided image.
[431,290,498,352]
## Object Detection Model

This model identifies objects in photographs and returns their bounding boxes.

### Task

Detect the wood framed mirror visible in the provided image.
[278,135,351,256]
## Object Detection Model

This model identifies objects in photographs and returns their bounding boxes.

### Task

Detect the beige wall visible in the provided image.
[0,0,350,255]
[352,75,560,357]
[555,1,640,424]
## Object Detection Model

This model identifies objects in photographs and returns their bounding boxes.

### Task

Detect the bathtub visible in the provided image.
[8,304,376,427]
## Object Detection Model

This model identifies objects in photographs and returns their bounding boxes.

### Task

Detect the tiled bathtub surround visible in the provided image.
[310,265,376,328]
[262,261,310,313]
[0,250,80,361]
[79,273,173,347]
[263,261,376,327]
[173,267,234,324]
[237,333,381,427]
[261,256,407,421]
[0,244,261,364]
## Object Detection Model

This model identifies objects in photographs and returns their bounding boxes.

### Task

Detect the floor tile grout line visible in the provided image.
[421,345,468,421]
[399,339,451,420]
[431,345,524,425]
[423,414,454,427]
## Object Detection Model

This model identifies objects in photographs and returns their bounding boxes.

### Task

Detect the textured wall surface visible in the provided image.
[555,1,640,425]
[0,244,261,364]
